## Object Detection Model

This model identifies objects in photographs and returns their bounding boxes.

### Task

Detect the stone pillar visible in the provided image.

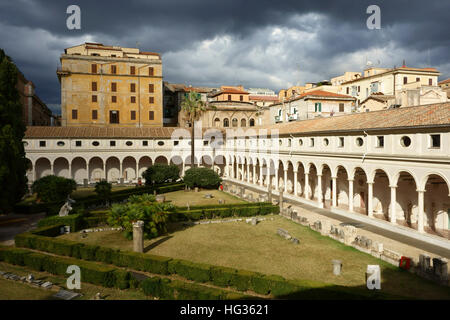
[51,163,55,176]
[182,161,185,177]
[417,189,425,233]
[304,173,310,199]
[119,161,123,180]
[283,169,288,192]
[247,163,250,183]
[135,162,139,181]
[132,220,144,253]
[332,176,337,207]
[317,174,323,208]
[390,185,397,224]
[367,182,374,217]
[348,179,354,212]
[252,164,257,184]
[279,188,283,213]
[274,167,279,191]
[68,162,72,179]
[103,163,107,180]
[293,170,298,196]
[267,173,272,203]
[266,165,271,190]
[86,162,90,182]
[33,163,37,182]
[259,165,263,186]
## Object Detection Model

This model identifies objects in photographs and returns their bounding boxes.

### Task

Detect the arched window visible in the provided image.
[249,118,255,127]
[223,118,229,127]
[241,119,246,127]
[232,118,238,127]
[214,118,220,127]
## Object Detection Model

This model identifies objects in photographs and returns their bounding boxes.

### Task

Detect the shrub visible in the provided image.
[143,164,180,186]
[37,214,83,232]
[183,167,221,189]
[94,180,112,204]
[107,194,175,240]
[31,175,77,203]
[168,259,212,283]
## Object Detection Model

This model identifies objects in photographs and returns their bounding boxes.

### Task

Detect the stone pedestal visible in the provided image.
[155,195,165,203]
[279,189,284,214]
[320,220,331,236]
[332,260,342,276]
[132,220,145,253]
[342,225,357,245]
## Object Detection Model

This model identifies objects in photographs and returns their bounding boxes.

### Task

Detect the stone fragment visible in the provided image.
[332,260,342,276]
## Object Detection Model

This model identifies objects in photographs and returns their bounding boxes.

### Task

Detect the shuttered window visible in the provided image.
[149,111,154,120]
[149,84,154,93]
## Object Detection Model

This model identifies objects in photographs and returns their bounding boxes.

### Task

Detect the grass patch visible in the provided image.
[163,189,246,207]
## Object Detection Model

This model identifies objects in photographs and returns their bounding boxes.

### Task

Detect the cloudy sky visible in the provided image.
[0,0,449,114]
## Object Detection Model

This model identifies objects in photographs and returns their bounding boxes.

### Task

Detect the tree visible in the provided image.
[142,164,180,185]
[94,180,112,205]
[183,167,221,189]
[0,49,27,213]
[181,91,206,168]
[31,175,77,203]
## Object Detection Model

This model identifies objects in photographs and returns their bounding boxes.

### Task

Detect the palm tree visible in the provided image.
[181,91,206,168]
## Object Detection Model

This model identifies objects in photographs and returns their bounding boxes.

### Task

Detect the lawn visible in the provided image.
[0,262,151,300]
[59,215,450,300]
[162,189,246,207]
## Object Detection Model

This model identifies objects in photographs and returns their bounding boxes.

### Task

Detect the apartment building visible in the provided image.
[57,42,163,127]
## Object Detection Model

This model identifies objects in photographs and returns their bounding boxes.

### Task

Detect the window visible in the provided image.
[173,141,179,146]
[314,103,322,112]
[112,96,117,103]
[310,138,315,147]
[356,137,364,147]
[131,96,136,103]
[416,77,420,82]
[92,82,97,91]
[241,119,246,127]
[111,82,117,92]
[130,66,135,75]
[346,87,349,94]
[72,109,78,119]
[299,139,303,146]
[92,110,98,120]
[130,83,136,92]
[149,111,154,120]
[377,136,384,148]
[149,67,154,76]
[91,64,97,73]
[92,95,97,103]
[111,65,117,74]
[203,140,209,146]
[339,103,344,112]
[57,141,65,147]
[75,141,82,147]
[110,141,116,147]
[232,118,238,127]
[403,77,407,84]
[126,141,133,146]
[131,110,136,120]
[92,141,100,146]
[279,139,283,146]
[228,95,231,101]
[338,137,344,147]
[149,84,154,93]
[323,138,329,146]
[429,78,433,86]
[249,118,255,127]
[110,110,119,124]
[223,118,229,127]
[358,86,360,93]
[149,96,154,104]
[142,141,148,146]
[400,136,411,147]
[39,141,46,147]
[288,139,292,147]
[430,134,440,148]
[240,95,243,101]
[157,141,164,146]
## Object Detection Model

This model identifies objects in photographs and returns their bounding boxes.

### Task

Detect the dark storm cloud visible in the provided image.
[0,0,448,111]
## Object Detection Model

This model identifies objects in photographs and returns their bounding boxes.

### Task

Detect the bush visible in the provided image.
[168,259,211,283]
[94,180,112,204]
[107,194,175,240]
[37,214,84,232]
[183,167,221,189]
[143,164,180,186]
[31,175,77,203]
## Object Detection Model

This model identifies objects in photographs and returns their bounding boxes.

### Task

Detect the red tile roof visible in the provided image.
[438,78,450,85]
[249,95,279,102]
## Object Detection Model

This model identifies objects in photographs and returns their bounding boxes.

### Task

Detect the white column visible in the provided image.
[367,182,374,217]
[51,163,55,176]
[284,169,288,192]
[259,165,263,186]
[293,170,298,196]
[103,162,106,180]
[182,161,185,176]
[135,162,139,180]
[331,176,337,207]
[304,172,310,199]
[86,162,89,182]
[317,174,323,208]
[390,185,397,224]
[348,179,354,212]
[247,163,250,183]
[266,165,271,188]
[275,167,279,191]
[252,164,257,184]
[33,162,37,182]
[120,161,123,180]
[417,189,425,233]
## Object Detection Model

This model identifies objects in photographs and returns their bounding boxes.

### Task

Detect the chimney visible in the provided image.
[402,60,406,68]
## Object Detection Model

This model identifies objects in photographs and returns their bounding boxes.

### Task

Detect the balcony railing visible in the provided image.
[275,115,282,123]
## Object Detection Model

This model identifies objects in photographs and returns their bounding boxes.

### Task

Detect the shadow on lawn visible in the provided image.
[144,236,173,253]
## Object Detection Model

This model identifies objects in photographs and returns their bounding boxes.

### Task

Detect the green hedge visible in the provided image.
[0,247,131,289]
[37,214,84,232]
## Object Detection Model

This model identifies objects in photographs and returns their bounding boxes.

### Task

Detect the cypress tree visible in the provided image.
[0,49,28,214]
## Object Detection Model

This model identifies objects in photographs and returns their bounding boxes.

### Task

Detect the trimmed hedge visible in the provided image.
[168,259,212,283]
[37,214,84,232]
[0,246,131,289]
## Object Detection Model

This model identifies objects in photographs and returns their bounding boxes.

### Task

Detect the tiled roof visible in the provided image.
[210,88,249,97]
[184,86,216,93]
[25,127,179,139]
[341,67,440,85]
[438,78,450,85]
[272,90,354,105]
[249,95,279,102]
[253,102,450,136]
[361,94,395,104]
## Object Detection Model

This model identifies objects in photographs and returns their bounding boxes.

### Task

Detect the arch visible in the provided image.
[138,156,152,180]
[213,155,226,176]
[122,156,137,182]
[240,118,246,127]
[88,156,103,183]
[423,174,450,235]
[249,118,255,127]
[420,172,450,193]
[352,167,369,215]
[372,169,391,221]
[369,168,393,186]
[184,155,198,166]
[35,157,51,179]
[214,118,220,127]
[393,169,419,188]
[105,156,120,182]
[72,157,87,184]
[200,155,213,167]
[154,156,168,165]
[223,118,229,127]
[232,118,238,127]
[53,157,70,179]
[396,171,418,229]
